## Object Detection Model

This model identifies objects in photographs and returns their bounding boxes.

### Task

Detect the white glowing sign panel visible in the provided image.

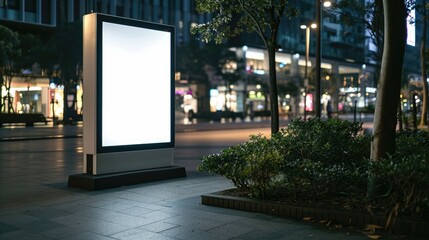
[98,15,174,153]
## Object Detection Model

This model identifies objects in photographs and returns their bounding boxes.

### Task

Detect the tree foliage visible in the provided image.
[191,0,299,134]
[45,22,83,123]
[0,25,20,113]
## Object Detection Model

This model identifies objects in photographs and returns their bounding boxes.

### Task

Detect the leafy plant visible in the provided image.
[199,134,282,198]
[198,119,429,224]
[273,118,371,197]
[368,130,429,229]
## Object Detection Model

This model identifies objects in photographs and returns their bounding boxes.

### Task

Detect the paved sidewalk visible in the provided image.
[2,118,410,240]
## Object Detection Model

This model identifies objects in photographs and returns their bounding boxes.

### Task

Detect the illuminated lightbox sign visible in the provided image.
[96,14,174,153]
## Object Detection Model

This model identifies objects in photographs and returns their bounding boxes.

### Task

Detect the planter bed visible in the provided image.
[201,190,429,237]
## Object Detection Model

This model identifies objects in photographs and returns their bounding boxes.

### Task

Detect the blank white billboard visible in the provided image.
[101,22,172,147]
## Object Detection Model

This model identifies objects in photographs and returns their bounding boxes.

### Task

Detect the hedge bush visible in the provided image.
[199,134,283,198]
[198,118,429,221]
[272,118,371,198]
[369,130,429,221]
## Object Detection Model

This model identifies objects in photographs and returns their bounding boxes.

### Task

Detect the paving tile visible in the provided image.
[232,229,285,240]
[163,215,224,231]
[162,226,229,240]
[110,228,174,240]
[117,206,156,217]
[0,230,51,240]
[19,219,64,233]
[140,210,178,223]
[0,213,40,227]
[51,213,134,236]
[62,231,117,240]
[138,221,179,233]
[39,225,83,239]
[0,222,18,234]
[207,223,254,238]
[22,206,73,220]
[81,209,153,228]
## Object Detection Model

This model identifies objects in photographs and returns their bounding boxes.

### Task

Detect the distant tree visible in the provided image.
[0,25,20,113]
[46,22,83,124]
[176,41,210,113]
[218,47,243,112]
[191,0,299,134]
[177,41,245,113]
[17,33,44,70]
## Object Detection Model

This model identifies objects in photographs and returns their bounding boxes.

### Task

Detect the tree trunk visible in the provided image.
[0,73,4,112]
[369,0,407,197]
[267,45,279,134]
[420,1,428,128]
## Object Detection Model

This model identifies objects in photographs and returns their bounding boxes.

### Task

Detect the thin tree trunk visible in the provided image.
[420,1,428,127]
[268,45,279,134]
[0,73,4,112]
[369,0,407,198]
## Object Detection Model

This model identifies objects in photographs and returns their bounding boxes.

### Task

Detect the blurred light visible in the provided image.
[323,1,332,8]
[210,89,218,96]
[254,69,265,75]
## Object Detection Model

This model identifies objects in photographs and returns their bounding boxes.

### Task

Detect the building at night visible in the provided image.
[0,0,424,121]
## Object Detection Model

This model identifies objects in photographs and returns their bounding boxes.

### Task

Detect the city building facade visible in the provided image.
[0,0,424,121]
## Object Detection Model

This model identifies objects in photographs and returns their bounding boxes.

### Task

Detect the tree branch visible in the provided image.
[237,0,269,48]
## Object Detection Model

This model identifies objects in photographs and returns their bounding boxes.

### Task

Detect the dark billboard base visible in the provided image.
[68,166,186,190]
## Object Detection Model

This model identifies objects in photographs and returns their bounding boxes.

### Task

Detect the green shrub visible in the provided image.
[198,119,429,221]
[199,134,282,198]
[273,118,371,197]
[274,118,371,166]
[369,130,429,221]
[199,144,249,189]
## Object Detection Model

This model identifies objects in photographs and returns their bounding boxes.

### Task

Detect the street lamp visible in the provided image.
[315,0,332,118]
[300,23,317,120]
